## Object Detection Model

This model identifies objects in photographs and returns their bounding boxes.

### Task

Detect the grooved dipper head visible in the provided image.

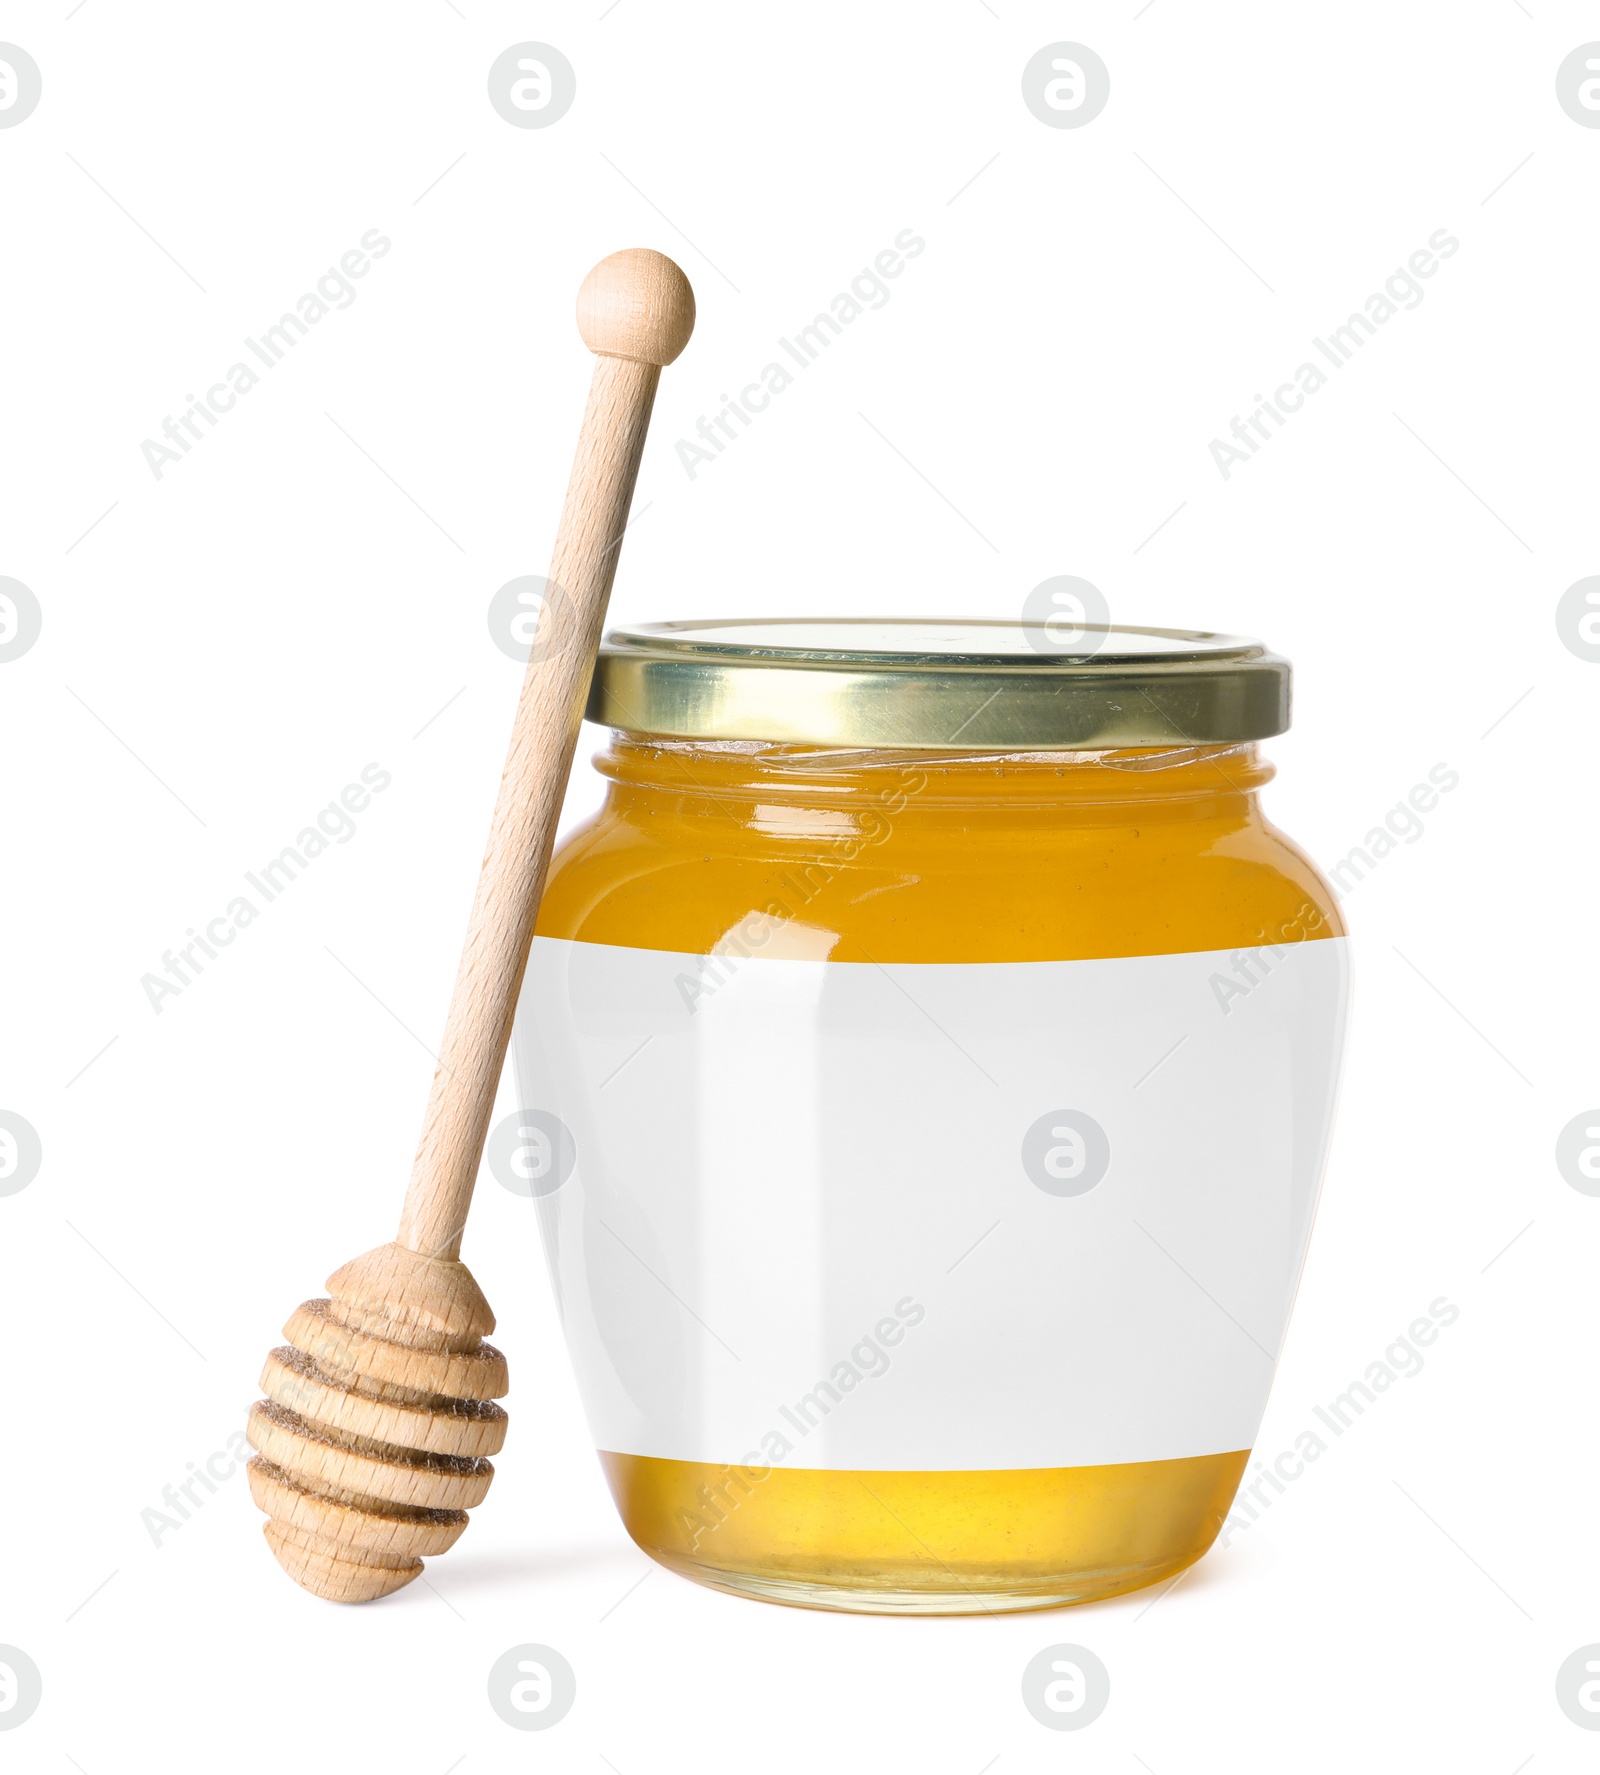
[245,1243,509,1603]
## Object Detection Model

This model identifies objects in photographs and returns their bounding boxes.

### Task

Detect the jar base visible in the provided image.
[652,1551,1202,1616]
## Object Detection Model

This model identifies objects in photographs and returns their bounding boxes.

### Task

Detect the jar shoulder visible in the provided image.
[536,802,1345,963]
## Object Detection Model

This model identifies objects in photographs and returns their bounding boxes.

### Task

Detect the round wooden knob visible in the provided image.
[576,248,696,365]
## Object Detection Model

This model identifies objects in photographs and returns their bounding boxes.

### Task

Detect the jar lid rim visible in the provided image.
[588,617,1290,749]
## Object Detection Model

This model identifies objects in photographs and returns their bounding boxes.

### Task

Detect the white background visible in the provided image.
[2,3,1596,1769]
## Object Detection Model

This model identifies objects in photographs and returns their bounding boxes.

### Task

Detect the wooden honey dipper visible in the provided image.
[246,248,695,1602]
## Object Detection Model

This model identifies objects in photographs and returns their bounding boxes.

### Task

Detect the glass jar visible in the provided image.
[512,619,1349,1614]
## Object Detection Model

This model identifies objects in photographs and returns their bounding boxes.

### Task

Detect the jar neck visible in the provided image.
[592,736,1273,825]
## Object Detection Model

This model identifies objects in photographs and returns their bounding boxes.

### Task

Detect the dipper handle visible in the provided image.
[398,249,694,1259]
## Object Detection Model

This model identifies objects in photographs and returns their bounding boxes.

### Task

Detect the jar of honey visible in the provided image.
[512,619,1349,1613]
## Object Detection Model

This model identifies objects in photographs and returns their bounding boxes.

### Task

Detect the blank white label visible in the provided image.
[512,935,1349,1472]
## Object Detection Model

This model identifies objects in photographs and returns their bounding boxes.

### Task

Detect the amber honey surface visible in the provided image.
[536,739,1343,1612]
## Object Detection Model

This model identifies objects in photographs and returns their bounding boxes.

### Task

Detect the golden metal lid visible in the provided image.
[587,618,1290,750]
